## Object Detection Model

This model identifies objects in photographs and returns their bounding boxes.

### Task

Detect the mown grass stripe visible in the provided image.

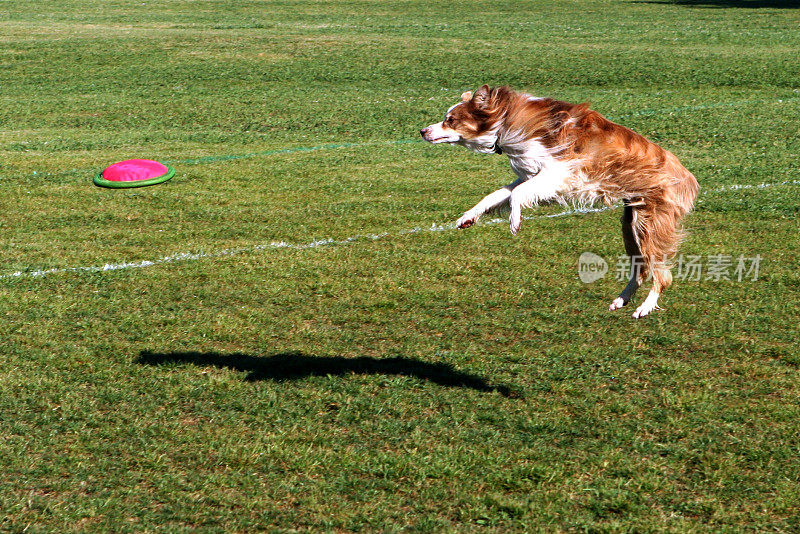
[167,95,800,167]
[169,139,422,166]
[12,94,800,181]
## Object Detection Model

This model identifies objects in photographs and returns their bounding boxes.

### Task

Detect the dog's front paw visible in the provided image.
[509,209,522,235]
[608,297,627,311]
[456,212,478,229]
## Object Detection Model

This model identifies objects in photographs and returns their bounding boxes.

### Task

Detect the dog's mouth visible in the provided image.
[420,125,459,144]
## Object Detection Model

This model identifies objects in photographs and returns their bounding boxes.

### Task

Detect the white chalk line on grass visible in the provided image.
[706,179,800,193]
[2,179,798,281]
[0,206,610,280]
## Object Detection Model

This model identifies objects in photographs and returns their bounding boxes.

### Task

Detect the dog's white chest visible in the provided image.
[508,154,542,180]
[507,141,573,183]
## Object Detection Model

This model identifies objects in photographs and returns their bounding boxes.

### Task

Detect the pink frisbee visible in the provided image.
[94,159,175,188]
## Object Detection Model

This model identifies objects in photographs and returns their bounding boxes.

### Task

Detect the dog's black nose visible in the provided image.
[420,128,428,138]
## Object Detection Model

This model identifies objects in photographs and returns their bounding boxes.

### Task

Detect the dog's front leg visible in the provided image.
[456,178,524,229]
[508,170,567,235]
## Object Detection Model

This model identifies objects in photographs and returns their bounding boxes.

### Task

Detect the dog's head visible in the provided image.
[420,85,507,154]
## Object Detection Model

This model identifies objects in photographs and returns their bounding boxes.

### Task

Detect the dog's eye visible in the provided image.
[444,117,457,127]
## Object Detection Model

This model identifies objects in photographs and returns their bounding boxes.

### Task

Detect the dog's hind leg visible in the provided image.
[630,206,679,319]
[609,203,644,311]
[632,268,672,319]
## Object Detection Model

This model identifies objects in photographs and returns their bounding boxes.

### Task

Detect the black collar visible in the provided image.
[493,141,503,155]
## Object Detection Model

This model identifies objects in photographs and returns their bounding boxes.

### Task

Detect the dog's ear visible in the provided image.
[472,85,491,110]
[460,91,473,102]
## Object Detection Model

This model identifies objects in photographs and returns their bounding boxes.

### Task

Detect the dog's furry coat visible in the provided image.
[420,85,699,318]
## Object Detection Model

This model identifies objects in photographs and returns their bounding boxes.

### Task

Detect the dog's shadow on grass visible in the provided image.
[136,350,519,397]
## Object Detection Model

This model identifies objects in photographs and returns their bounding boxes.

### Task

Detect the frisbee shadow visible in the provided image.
[136,350,519,398]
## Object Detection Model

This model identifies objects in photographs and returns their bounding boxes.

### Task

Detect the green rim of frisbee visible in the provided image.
[93,165,175,189]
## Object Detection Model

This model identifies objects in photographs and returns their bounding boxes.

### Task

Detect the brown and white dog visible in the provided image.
[420,85,699,318]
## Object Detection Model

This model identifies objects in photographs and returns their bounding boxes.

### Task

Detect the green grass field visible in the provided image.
[2,0,800,531]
